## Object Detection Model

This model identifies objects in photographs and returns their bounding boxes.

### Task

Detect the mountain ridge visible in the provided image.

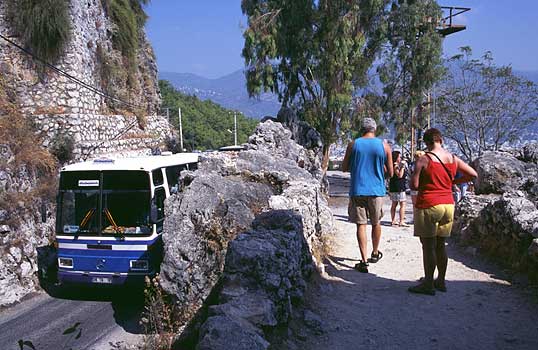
[159,70,281,119]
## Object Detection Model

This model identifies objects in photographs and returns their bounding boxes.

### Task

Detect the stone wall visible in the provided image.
[33,114,175,160]
[0,0,160,115]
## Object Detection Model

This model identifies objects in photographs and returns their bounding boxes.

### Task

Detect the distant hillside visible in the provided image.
[159,80,259,151]
[160,70,281,119]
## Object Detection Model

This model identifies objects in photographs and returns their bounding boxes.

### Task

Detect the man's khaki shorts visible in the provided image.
[348,196,384,225]
[414,204,455,237]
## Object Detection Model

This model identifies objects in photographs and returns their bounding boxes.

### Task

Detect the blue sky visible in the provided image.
[146,0,538,78]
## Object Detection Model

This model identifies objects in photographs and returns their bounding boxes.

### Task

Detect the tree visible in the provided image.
[241,0,388,169]
[159,80,259,151]
[378,0,444,145]
[436,47,538,161]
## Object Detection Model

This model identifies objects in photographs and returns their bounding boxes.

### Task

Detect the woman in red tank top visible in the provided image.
[408,128,477,295]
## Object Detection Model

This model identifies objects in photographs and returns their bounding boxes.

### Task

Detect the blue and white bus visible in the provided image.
[54,152,198,285]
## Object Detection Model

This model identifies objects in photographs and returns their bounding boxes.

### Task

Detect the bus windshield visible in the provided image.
[58,170,152,236]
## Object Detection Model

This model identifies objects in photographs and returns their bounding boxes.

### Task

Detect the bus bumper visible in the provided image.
[58,270,154,286]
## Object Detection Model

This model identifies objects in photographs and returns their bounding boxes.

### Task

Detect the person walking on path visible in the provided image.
[410,150,425,207]
[389,150,409,227]
[408,128,477,295]
[342,118,393,273]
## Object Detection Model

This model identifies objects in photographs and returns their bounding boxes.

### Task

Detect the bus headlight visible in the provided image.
[58,257,73,268]
[130,259,149,271]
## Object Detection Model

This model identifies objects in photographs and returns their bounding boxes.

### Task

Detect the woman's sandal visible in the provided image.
[399,222,410,227]
[408,283,436,296]
[354,261,369,273]
[368,250,383,263]
[434,279,447,292]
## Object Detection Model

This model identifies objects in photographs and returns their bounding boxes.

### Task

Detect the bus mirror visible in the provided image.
[150,202,159,224]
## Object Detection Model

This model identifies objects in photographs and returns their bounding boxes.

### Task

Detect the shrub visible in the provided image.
[50,132,75,164]
[101,0,149,67]
[140,275,181,350]
[6,0,72,64]
[163,136,182,154]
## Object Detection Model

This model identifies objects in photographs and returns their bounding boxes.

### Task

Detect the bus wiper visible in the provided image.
[103,208,124,236]
[78,208,95,230]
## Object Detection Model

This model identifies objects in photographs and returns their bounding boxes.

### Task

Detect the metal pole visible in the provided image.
[427,91,431,129]
[234,112,237,146]
[411,108,415,156]
[179,108,184,152]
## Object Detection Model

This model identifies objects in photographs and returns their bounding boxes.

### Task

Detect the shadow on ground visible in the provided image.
[301,254,538,350]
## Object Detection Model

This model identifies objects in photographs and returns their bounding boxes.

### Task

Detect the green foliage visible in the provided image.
[159,80,259,151]
[6,0,72,63]
[437,48,538,161]
[378,0,444,143]
[242,0,388,166]
[50,132,75,164]
[102,0,150,74]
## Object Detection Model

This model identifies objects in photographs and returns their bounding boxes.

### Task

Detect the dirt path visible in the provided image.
[300,172,538,350]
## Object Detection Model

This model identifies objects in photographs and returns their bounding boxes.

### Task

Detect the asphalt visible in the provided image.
[0,285,144,350]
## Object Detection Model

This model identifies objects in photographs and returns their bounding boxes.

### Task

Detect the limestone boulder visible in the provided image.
[247,117,323,180]
[160,170,275,310]
[472,151,537,195]
[516,142,538,164]
[453,191,538,273]
[196,315,269,350]
[161,120,334,349]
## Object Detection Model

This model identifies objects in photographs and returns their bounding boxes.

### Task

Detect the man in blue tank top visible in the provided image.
[342,118,393,273]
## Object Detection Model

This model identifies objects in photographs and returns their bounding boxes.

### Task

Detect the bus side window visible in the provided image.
[152,169,164,186]
[154,187,166,221]
[165,165,186,193]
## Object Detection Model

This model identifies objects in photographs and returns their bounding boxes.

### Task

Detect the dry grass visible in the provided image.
[140,275,183,350]
[0,76,58,223]
[311,232,335,267]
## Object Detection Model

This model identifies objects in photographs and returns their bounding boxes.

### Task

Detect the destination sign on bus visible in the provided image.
[78,180,100,187]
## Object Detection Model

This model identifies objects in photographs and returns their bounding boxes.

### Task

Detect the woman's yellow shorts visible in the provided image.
[414,204,455,238]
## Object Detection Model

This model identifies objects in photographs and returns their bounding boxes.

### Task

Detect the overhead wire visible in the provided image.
[0,32,143,109]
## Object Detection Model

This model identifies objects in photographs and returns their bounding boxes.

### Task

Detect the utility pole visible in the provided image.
[178,107,184,152]
[234,111,237,146]
[411,108,416,157]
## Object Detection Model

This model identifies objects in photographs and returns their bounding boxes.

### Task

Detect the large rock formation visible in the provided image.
[160,120,334,348]
[454,145,538,281]
[472,150,538,198]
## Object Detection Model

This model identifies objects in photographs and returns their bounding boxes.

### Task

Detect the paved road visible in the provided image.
[0,286,144,350]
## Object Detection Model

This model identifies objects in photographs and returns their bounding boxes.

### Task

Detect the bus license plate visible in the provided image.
[92,277,112,284]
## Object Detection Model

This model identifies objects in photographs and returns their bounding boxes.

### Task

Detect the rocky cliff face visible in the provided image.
[453,144,538,282]
[159,120,333,348]
[0,0,160,115]
[0,76,57,306]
